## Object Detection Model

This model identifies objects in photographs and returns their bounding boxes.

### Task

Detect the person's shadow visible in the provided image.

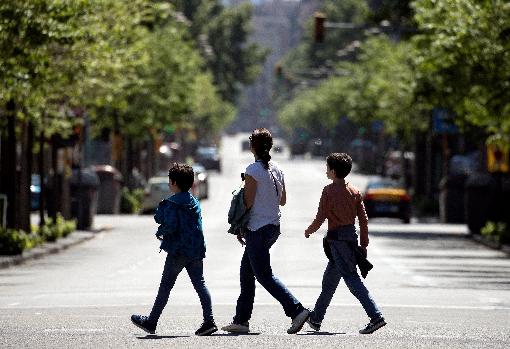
[212,332,261,336]
[138,332,261,339]
[137,334,190,340]
[297,330,346,336]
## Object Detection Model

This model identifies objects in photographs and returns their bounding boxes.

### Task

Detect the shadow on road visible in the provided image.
[137,334,190,339]
[297,331,346,336]
[369,232,468,241]
[213,332,261,336]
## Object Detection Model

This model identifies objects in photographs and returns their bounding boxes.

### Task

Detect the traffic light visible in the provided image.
[314,12,326,43]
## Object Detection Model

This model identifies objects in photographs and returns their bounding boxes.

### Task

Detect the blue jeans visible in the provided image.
[233,224,303,324]
[149,254,213,324]
[310,240,382,323]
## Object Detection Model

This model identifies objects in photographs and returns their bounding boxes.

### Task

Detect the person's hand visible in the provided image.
[360,245,368,257]
[304,230,311,238]
[237,230,246,246]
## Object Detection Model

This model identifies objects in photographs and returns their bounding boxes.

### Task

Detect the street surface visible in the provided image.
[1,134,509,348]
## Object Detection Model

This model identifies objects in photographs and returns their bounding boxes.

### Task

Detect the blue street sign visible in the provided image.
[432,108,458,134]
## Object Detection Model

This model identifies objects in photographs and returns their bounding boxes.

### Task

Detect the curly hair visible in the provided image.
[249,128,273,169]
[326,153,352,179]
[168,163,194,192]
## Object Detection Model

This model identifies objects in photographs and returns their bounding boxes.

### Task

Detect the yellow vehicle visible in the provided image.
[363,179,411,224]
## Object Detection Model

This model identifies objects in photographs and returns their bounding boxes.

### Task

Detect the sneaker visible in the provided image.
[130,314,156,334]
[359,317,386,334]
[221,322,249,333]
[195,321,218,336]
[287,308,310,334]
[307,318,321,331]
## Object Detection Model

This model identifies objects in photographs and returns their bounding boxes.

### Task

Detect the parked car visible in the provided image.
[241,140,251,151]
[30,174,41,211]
[142,166,209,213]
[141,176,169,213]
[363,179,411,224]
[192,164,208,200]
[195,146,221,171]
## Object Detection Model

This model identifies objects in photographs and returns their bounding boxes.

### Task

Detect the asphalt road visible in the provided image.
[1,134,509,348]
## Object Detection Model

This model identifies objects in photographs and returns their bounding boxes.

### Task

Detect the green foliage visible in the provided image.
[278,36,422,145]
[120,188,144,214]
[0,0,91,133]
[173,1,268,103]
[0,228,42,255]
[278,0,510,146]
[412,0,510,132]
[36,213,76,242]
[343,37,423,138]
[0,0,241,140]
[0,213,76,254]
[481,221,510,244]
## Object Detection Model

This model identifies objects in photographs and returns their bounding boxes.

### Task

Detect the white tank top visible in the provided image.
[245,160,284,231]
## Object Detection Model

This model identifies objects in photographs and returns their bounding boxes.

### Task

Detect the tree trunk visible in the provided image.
[2,100,18,229]
[50,135,58,222]
[38,129,46,228]
[17,120,32,232]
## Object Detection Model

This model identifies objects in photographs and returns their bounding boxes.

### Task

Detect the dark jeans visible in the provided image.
[310,240,382,323]
[149,254,213,324]
[233,224,303,324]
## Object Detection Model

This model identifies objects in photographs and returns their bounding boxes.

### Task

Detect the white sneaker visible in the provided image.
[221,322,249,333]
[287,308,310,334]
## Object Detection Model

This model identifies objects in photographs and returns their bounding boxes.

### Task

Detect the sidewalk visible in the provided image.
[471,234,510,255]
[0,229,103,269]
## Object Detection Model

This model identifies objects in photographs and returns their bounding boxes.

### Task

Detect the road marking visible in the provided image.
[1,302,509,311]
[43,328,105,333]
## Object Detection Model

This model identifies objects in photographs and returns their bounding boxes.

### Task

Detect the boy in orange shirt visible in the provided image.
[305,153,386,334]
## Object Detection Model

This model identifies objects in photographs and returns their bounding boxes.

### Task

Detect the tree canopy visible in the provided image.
[277,0,510,142]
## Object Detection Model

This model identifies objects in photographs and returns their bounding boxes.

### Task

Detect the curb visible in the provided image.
[471,234,510,255]
[0,226,110,269]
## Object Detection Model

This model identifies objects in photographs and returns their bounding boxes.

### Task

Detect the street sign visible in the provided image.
[432,108,458,134]
[487,143,509,173]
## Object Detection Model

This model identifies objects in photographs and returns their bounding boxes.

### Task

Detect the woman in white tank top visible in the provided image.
[221,128,310,335]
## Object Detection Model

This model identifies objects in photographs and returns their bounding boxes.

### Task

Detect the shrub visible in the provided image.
[481,221,508,244]
[0,228,42,255]
[121,187,143,214]
[36,214,77,242]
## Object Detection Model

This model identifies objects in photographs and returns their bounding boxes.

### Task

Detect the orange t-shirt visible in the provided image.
[306,180,369,247]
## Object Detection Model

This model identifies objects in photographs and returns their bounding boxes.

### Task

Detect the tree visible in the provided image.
[412,0,510,132]
[278,36,420,143]
[0,0,97,230]
[170,0,267,103]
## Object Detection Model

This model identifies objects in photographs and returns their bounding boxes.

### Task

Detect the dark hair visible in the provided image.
[168,163,194,192]
[326,153,352,179]
[250,128,273,169]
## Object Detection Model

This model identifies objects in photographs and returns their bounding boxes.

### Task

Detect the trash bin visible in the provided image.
[70,168,99,230]
[439,174,468,223]
[92,165,123,214]
[464,173,497,234]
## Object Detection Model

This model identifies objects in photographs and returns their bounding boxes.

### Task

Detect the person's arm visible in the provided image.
[357,193,369,247]
[243,174,257,209]
[154,201,178,230]
[305,188,328,238]
[154,201,166,224]
[280,182,287,206]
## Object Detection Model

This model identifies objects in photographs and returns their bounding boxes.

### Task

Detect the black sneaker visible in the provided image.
[195,321,218,336]
[359,317,386,334]
[307,318,321,331]
[130,314,156,334]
